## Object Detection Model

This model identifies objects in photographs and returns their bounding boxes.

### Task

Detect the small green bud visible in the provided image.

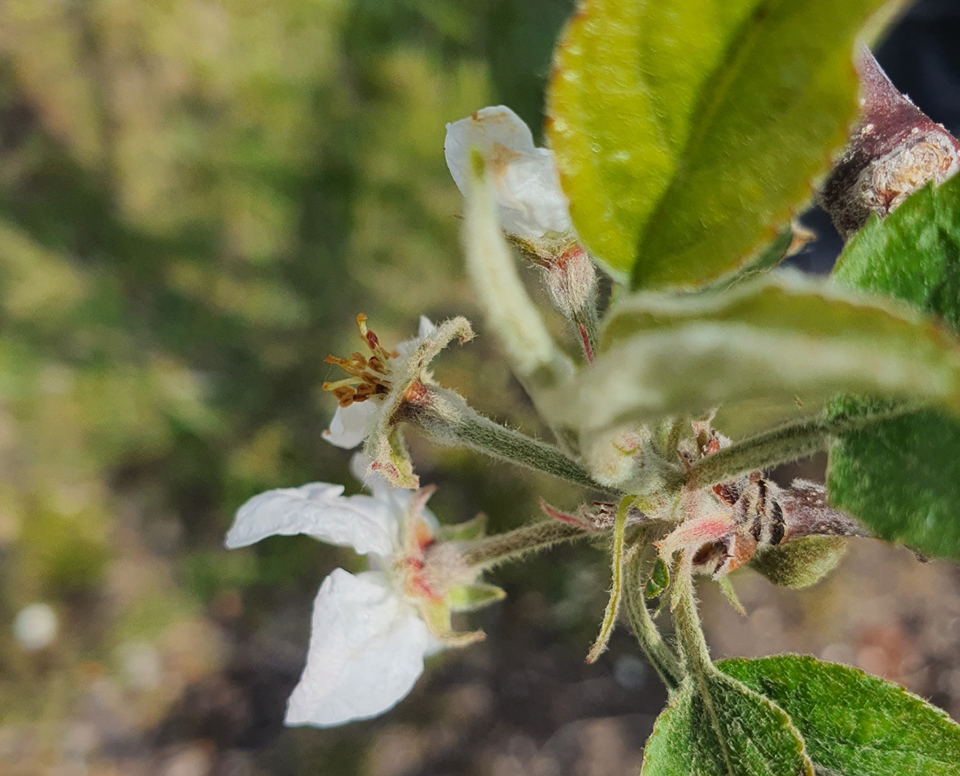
[645,556,670,599]
[749,536,847,589]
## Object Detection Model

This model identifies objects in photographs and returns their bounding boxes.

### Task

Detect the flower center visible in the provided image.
[322,314,398,407]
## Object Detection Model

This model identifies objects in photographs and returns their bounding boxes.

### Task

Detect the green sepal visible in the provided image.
[445,582,507,613]
[438,513,488,543]
[718,576,747,616]
[586,497,630,663]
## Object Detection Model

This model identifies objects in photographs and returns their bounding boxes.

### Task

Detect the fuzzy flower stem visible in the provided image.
[622,546,684,691]
[411,387,607,491]
[672,566,714,678]
[453,408,600,488]
[459,518,593,570]
[686,401,922,489]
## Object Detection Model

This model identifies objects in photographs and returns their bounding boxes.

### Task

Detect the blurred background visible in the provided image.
[0,1,958,774]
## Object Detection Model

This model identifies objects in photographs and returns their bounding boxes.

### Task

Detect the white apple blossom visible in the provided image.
[225,460,481,727]
[324,316,436,450]
[322,314,473,488]
[444,105,575,242]
[445,106,598,336]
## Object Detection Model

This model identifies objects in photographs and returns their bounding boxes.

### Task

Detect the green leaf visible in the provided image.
[832,178,960,329]
[720,656,960,775]
[693,228,795,295]
[641,674,812,776]
[567,274,960,437]
[827,406,960,558]
[828,177,960,558]
[547,0,897,287]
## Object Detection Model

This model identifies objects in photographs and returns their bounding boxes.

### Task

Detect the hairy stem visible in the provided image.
[460,518,593,570]
[673,562,738,776]
[622,546,684,690]
[672,562,715,678]
[686,401,921,488]
[414,390,605,491]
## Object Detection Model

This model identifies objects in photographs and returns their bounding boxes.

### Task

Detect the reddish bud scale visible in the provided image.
[821,47,960,239]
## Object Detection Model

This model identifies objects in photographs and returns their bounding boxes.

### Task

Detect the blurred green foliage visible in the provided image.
[0,0,595,772]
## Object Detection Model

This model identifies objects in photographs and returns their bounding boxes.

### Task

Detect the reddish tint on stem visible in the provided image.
[579,323,594,364]
[820,47,960,240]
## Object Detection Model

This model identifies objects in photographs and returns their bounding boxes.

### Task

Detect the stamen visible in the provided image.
[321,377,362,392]
[322,313,398,406]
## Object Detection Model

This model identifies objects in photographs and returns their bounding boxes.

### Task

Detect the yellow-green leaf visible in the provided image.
[547,0,899,288]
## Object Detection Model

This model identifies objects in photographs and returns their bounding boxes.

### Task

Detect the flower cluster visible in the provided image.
[446,107,598,337]
[224,98,872,732]
[322,313,473,488]
[226,458,490,726]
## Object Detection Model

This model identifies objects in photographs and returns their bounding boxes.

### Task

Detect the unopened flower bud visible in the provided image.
[517,240,599,335]
[581,424,676,496]
[749,536,847,589]
[446,106,601,357]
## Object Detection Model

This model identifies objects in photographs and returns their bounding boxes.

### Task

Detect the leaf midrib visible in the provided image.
[630,0,790,288]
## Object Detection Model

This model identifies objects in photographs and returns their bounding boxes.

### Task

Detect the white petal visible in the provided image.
[496,148,574,237]
[444,106,573,239]
[417,316,436,339]
[349,451,394,502]
[225,483,400,557]
[325,401,378,449]
[347,455,441,564]
[445,106,537,194]
[393,315,437,363]
[285,569,431,727]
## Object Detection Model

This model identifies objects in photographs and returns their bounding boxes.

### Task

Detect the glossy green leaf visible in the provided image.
[828,177,960,558]
[568,274,960,436]
[547,0,898,287]
[721,656,960,775]
[641,674,812,776]
[693,228,795,295]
